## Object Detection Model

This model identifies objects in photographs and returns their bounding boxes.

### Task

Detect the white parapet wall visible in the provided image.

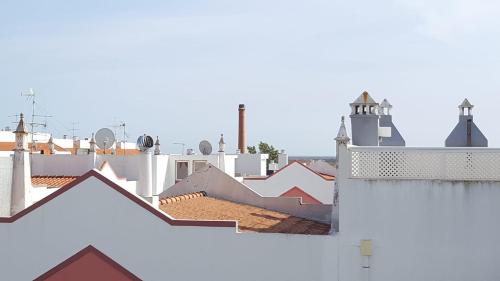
[235,153,268,177]
[31,154,96,176]
[244,161,335,204]
[334,144,500,281]
[349,146,500,181]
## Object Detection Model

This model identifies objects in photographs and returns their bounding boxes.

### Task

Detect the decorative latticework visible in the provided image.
[350,147,500,181]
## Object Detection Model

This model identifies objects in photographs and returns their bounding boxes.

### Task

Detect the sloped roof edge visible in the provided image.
[0,169,236,228]
[280,186,323,205]
[33,245,141,281]
[245,161,335,182]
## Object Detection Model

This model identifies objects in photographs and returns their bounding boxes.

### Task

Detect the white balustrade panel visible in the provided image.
[350,147,500,181]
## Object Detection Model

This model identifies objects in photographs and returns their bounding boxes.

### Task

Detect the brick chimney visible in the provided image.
[238,104,246,154]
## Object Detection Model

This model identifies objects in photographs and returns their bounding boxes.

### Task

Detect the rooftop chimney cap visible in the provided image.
[351,91,378,105]
[335,116,350,143]
[459,98,474,109]
[380,99,392,109]
[239,104,245,109]
[14,113,27,134]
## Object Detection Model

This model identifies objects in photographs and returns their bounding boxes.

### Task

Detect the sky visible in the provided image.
[1,0,500,155]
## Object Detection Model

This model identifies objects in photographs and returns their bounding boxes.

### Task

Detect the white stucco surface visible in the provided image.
[337,178,500,281]
[31,154,96,176]
[334,143,500,281]
[0,175,337,281]
[235,153,268,176]
[0,156,13,216]
[244,162,334,204]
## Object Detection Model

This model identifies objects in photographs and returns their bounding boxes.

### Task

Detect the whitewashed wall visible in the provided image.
[235,153,268,176]
[28,153,239,197]
[31,154,95,176]
[337,178,500,281]
[162,164,333,224]
[0,156,13,216]
[31,187,58,203]
[0,176,338,281]
[0,131,15,142]
[335,143,500,281]
[244,162,334,204]
[96,155,140,180]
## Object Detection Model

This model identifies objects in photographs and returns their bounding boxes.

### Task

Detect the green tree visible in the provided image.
[258,142,279,164]
[247,142,279,170]
[247,146,257,154]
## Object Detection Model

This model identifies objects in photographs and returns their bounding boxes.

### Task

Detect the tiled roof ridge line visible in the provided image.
[159,191,207,205]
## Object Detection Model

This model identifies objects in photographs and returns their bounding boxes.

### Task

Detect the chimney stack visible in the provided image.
[238,104,246,154]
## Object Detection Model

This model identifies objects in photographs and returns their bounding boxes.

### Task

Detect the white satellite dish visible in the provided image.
[199,140,212,155]
[95,128,116,154]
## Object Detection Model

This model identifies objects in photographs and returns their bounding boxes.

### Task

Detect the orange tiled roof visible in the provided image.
[159,193,330,235]
[32,176,78,188]
[95,148,140,156]
[318,173,335,181]
[0,142,69,154]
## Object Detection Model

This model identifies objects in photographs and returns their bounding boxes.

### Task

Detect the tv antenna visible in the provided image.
[173,142,186,155]
[95,128,116,155]
[70,122,80,140]
[110,120,130,155]
[21,88,52,151]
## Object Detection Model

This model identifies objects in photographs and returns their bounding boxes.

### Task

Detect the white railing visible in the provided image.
[349,146,500,181]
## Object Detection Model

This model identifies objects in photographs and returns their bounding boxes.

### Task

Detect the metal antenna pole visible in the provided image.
[21,89,53,152]
[120,122,127,156]
[173,142,186,155]
[70,122,80,140]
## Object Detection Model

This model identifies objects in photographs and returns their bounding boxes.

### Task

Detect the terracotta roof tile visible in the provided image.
[280,186,322,204]
[159,194,330,235]
[318,173,335,181]
[32,176,78,188]
[0,142,69,154]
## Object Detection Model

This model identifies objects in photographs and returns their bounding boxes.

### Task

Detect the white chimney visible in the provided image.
[137,135,153,198]
[218,134,226,172]
[10,113,32,215]
[278,149,288,169]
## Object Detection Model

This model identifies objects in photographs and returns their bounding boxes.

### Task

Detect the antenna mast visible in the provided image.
[173,142,186,155]
[120,122,127,156]
[70,122,80,140]
[21,88,52,152]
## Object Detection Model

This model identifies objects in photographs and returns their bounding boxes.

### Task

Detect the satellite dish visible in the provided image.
[95,128,116,153]
[137,135,154,152]
[199,140,212,155]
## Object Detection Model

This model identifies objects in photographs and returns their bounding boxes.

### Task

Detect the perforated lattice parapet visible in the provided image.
[350,148,500,181]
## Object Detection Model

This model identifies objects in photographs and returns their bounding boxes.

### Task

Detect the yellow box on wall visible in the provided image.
[360,240,372,256]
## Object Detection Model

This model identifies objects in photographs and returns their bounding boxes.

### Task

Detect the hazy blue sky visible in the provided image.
[1,0,499,155]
